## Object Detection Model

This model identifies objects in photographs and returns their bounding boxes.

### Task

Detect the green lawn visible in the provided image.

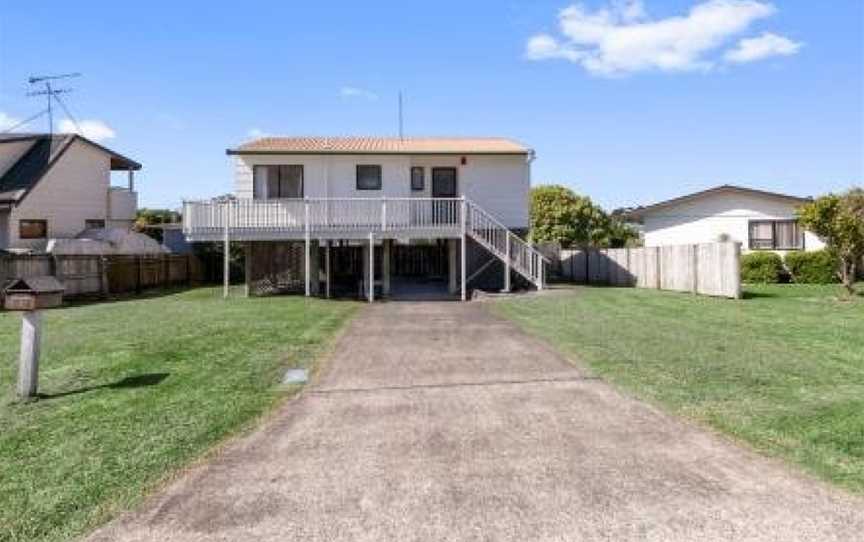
[0,288,358,542]
[494,284,864,494]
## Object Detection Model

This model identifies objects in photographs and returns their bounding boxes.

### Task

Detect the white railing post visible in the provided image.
[461,197,467,302]
[538,256,545,290]
[304,199,311,297]
[381,197,387,232]
[223,201,230,299]
[504,232,511,292]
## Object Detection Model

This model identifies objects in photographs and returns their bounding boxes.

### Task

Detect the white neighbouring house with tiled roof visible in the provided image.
[183,136,546,301]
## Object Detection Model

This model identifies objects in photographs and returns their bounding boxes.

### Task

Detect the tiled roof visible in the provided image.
[229,136,531,154]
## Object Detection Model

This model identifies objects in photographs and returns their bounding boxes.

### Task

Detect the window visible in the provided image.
[19,220,47,239]
[410,167,425,191]
[749,220,804,250]
[356,165,382,190]
[85,219,105,230]
[252,165,303,199]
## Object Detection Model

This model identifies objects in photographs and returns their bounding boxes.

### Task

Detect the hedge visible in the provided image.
[785,250,838,284]
[741,252,785,283]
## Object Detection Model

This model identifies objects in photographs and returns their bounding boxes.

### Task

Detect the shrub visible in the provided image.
[784,250,838,284]
[741,252,784,283]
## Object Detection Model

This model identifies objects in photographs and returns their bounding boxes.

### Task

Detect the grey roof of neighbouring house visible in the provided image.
[0,133,141,204]
[624,184,812,222]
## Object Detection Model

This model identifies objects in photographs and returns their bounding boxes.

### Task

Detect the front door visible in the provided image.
[431,168,458,225]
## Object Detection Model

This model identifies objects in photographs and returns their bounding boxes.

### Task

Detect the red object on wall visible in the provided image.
[460,156,467,165]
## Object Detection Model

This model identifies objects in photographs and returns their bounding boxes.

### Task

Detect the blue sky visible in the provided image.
[1,0,861,210]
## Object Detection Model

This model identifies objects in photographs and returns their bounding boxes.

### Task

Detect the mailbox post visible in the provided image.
[4,277,64,400]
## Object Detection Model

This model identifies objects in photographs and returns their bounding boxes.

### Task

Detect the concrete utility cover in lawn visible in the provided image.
[88,302,864,542]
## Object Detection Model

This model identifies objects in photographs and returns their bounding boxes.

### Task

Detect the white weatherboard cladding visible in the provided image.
[642,191,825,253]
[9,140,112,249]
[234,153,530,228]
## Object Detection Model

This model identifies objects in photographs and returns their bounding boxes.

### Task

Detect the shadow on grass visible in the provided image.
[742,290,780,299]
[37,373,170,401]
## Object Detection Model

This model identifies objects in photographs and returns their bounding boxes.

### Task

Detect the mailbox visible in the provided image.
[4,276,65,311]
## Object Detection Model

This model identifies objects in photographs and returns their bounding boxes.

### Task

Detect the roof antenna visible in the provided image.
[26,72,81,135]
[398,91,404,141]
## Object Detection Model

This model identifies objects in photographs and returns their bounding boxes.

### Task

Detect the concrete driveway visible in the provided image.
[88,301,863,542]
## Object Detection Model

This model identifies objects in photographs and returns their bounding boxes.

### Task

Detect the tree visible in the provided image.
[529,185,609,248]
[601,217,641,248]
[797,187,864,294]
[135,208,181,243]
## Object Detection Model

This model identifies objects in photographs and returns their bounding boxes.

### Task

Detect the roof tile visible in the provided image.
[231,136,530,154]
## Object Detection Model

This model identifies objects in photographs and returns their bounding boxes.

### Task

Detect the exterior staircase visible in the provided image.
[464,199,546,290]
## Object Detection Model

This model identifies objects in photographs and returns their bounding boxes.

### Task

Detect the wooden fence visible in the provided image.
[557,242,742,299]
[0,254,203,300]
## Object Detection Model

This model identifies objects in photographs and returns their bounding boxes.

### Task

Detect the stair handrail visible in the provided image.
[463,197,548,288]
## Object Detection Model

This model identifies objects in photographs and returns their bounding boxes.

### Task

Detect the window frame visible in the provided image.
[410,166,425,191]
[253,164,304,199]
[19,219,47,240]
[748,219,804,250]
[356,164,382,191]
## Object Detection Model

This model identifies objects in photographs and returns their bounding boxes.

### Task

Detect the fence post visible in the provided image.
[136,256,142,294]
[655,247,662,290]
[692,244,699,294]
[100,256,110,298]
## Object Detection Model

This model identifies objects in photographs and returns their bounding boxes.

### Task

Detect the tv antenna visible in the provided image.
[21,72,82,135]
[398,91,404,141]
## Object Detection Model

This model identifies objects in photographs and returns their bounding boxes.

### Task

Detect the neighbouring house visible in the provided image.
[626,184,826,252]
[0,133,141,251]
[182,136,546,300]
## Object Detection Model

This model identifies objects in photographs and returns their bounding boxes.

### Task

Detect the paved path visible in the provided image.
[88,301,863,542]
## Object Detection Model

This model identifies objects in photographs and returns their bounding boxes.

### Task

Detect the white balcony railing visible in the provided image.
[182,197,463,237]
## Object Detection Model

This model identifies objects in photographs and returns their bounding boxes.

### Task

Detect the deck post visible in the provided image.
[368,233,375,303]
[503,233,511,293]
[244,242,252,297]
[448,240,458,294]
[460,197,467,301]
[304,199,311,297]
[382,239,391,296]
[325,240,331,299]
[223,202,230,299]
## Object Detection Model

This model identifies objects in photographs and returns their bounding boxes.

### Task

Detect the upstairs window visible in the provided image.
[749,220,804,250]
[411,167,425,191]
[356,165,382,190]
[253,165,303,198]
[20,220,47,239]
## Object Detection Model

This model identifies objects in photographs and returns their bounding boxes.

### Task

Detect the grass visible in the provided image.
[0,287,358,542]
[493,283,864,494]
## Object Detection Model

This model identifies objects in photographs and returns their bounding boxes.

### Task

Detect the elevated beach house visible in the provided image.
[182,136,546,300]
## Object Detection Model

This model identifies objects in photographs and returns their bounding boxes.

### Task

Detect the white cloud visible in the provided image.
[58,119,116,142]
[724,32,802,63]
[0,112,21,132]
[339,86,378,101]
[247,128,267,138]
[525,0,795,76]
